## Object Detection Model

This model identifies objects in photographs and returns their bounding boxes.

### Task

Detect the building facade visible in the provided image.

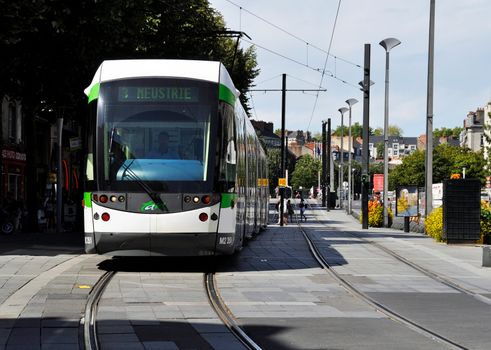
[460,109,484,152]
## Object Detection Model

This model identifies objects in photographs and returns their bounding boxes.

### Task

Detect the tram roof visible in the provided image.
[84,59,237,98]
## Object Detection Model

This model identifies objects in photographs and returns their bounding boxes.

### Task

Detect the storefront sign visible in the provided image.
[1,149,26,162]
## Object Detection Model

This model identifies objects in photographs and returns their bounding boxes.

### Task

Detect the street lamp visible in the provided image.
[338,107,349,209]
[345,98,358,214]
[379,37,401,227]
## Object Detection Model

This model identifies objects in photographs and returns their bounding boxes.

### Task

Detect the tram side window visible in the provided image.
[219,104,236,191]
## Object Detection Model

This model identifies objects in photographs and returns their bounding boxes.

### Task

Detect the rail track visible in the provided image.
[297,206,470,350]
[81,267,262,350]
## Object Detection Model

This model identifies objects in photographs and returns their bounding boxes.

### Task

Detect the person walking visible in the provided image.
[286,200,294,223]
[299,199,308,222]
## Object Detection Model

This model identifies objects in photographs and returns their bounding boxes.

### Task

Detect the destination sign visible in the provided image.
[118,87,199,102]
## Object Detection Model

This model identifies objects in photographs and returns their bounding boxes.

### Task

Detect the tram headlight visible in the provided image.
[184,195,192,203]
[118,195,125,202]
[199,213,208,222]
[110,195,118,202]
[193,196,200,203]
[93,194,98,202]
[202,195,211,204]
[99,195,108,203]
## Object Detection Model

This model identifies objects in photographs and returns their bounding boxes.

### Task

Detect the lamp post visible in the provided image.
[379,37,401,227]
[345,98,358,214]
[338,107,348,209]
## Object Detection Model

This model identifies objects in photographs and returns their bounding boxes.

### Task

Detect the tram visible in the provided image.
[82,60,268,256]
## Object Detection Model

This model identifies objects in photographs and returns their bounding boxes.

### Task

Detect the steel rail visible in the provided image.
[82,271,116,350]
[345,229,491,306]
[296,210,469,350]
[204,272,263,350]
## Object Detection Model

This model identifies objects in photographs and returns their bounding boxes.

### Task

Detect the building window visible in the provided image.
[8,103,17,141]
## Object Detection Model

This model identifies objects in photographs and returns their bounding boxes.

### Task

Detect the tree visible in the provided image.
[373,127,383,136]
[388,125,403,136]
[434,127,463,139]
[376,142,384,159]
[267,148,296,195]
[0,0,260,228]
[388,150,425,189]
[372,125,402,136]
[332,122,369,139]
[389,145,486,190]
[290,155,321,190]
[484,113,491,174]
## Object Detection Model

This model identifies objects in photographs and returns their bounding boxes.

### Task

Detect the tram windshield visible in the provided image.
[97,79,218,191]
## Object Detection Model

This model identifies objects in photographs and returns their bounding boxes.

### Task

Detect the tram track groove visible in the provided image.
[204,272,263,350]
[313,204,491,305]
[82,270,116,350]
[295,208,469,350]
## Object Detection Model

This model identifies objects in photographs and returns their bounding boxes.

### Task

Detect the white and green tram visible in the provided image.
[82,60,268,256]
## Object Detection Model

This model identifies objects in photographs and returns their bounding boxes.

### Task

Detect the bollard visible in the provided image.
[483,246,491,267]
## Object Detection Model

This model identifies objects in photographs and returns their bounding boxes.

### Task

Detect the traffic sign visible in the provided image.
[278,178,287,187]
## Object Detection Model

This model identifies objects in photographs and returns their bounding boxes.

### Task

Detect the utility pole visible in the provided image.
[327,118,332,211]
[56,118,63,234]
[250,77,326,226]
[360,44,371,229]
[322,120,327,207]
[280,74,286,226]
[425,0,435,218]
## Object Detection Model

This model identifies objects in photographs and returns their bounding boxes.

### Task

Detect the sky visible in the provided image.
[208,0,491,138]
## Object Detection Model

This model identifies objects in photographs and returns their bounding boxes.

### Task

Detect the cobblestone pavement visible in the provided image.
[0,202,490,349]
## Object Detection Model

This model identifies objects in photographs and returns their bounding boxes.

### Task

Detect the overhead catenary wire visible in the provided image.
[306,0,343,133]
[242,38,358,89]
[223,0,361,69]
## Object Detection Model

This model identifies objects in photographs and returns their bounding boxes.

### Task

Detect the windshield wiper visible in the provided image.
[119,159,168,212]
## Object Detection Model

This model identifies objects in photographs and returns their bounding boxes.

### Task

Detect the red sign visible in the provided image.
[373,174,384,192]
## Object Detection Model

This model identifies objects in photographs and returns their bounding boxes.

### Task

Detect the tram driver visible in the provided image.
[147,131,180,159]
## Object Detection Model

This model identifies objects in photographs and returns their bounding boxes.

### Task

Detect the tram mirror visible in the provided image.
[226,140,236,164]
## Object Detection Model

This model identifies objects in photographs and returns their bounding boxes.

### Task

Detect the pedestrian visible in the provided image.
[286,200,294,222]
[299,199,308,222]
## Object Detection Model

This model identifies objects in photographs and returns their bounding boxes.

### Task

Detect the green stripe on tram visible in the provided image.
[84,192,92,208]
[219,84,236,106]
[221,193,238,208]
[88,83,100,103]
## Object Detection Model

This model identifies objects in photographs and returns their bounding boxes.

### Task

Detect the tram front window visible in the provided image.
[98,79,217,191]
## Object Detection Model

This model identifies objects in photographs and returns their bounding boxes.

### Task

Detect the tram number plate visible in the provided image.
[219,237,233,245]
[85,237,93,244]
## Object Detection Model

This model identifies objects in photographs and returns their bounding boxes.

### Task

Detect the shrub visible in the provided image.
[425,207,443,242]
[425,202,491,244]
[481,200,491,244]
[359,199,393,227]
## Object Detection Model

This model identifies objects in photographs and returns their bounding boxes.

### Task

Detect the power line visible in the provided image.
[223,0,361,68]
[242,38,358,89]
[307,0,343,133]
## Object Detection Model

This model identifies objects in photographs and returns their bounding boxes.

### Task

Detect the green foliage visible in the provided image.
[388,125,403,136]
[0,0,259,114]
[359,199,393,227]
[425,207,444,242]
[434,127,463,139]
[481,201,491,244]
[389,150,426,189]
[267,149,296,194]
[371,125,402,137]
[333,122,370,138]
[376,142,384,159]
[425,202,491,244]
[389,145,486,189]
[433,144,486,186]
[373,127,383,136]
[290,155,321,190]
